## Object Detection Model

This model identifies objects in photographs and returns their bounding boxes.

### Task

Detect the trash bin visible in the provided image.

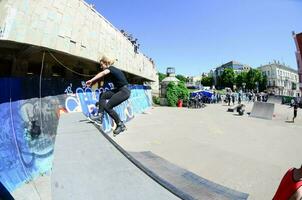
[177,99,183,107]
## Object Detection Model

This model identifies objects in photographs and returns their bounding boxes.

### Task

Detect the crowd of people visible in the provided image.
[224,89,269,106]
[120,29,155,66]
[120,29,140,54]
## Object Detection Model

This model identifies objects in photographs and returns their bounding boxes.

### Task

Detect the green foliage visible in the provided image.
[216,68,267,92]
[177,81,189,102]
[201,76,214,86]
[166,81,189,106]
[246,69,264,91]
[235,72,247,88]
[166,82,179,106]
[176,74,188,83]
[215,90,226,95]
[152,96,160,105]
[158,72,166,82]
[260,75,267,91]
[220,68,236,88]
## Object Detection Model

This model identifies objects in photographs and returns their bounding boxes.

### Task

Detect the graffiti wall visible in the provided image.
[65,82,152,133]
[0,77,152,192]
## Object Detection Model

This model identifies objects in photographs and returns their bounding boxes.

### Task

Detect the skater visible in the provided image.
[273,165,302,200]
[86,56,131,136]
[293,100,298,123]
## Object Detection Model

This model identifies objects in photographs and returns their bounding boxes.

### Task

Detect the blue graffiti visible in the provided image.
[65,84,152,133]
[0,97,62,192]
[0,77,152,193]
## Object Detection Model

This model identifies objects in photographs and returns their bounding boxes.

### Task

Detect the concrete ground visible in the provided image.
[12,173,51,200]
[112,101,302,200]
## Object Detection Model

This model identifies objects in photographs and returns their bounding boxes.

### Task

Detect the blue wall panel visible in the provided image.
[0,77,152,192]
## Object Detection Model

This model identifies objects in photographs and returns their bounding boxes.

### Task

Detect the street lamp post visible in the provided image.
[242,82,246,101]
[242,82,246,92]
[255,81,259,93]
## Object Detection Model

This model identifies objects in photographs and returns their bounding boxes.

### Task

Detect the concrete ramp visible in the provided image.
[51,113,180,200]
[250,102,275,120]
[130,152,249,200]
[267,96,282,104]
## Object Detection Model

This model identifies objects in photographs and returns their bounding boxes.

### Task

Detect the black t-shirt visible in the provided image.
[104,66,128,89]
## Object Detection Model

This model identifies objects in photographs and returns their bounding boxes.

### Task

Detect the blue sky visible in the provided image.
[85,0,302,76]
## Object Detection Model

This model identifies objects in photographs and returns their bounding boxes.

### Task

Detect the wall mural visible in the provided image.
[0,77,152,192]
[65,81,152,133]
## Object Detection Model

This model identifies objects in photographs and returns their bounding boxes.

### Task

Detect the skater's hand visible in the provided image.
[86,80,92,87]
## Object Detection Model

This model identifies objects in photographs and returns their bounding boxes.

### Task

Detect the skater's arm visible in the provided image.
[86,69,110,86]
[289,186,302,200]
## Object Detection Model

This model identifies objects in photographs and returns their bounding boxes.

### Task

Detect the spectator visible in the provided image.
[231,93,235,105]
[238,92,241,104]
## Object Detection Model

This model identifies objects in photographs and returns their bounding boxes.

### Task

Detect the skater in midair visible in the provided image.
[86,56,131,136]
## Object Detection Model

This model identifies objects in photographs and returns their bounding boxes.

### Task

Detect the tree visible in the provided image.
[201,76,214,86]
[246,69,256,90]
[176,74,188,83]
[220,68,236,88]
[259,74,267,92]
[246,69,266,92]
[235,72,247,88]
[158,72,166,82]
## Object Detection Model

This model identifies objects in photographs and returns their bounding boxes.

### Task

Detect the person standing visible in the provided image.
[238,92,242,104]
[86,56,131,136]
[293,100,298,123]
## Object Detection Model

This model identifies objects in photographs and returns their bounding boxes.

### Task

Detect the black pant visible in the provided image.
[98,86,131,124]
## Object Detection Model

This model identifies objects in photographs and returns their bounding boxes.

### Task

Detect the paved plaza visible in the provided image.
[113,102,302,200]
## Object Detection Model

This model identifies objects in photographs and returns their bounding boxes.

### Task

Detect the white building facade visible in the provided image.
[258,61,300,96]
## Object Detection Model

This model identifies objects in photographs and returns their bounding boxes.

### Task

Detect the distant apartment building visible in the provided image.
[258,61,299,96]
[212,61,251,85]
[187,75,202,88]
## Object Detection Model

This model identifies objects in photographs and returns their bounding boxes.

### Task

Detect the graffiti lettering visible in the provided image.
[64,83,152,133]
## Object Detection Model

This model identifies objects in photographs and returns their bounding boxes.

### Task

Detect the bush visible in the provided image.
[152,96,160,105]
[166,81,189,107]
[177,81,189,103]
[166,82,179,106]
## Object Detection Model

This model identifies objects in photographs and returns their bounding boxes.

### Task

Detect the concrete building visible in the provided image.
[258,61,299,96]
[0,0,158,93]
[212,61,251,85]
[293,31,302,92]
[187,75,202,88]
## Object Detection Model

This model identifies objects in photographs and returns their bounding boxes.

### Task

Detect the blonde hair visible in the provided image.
[100,55,115,66]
